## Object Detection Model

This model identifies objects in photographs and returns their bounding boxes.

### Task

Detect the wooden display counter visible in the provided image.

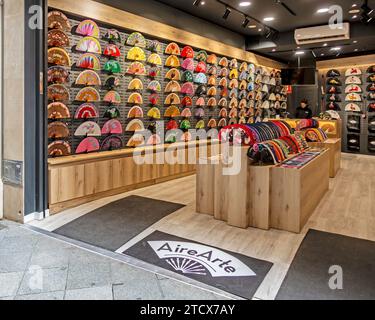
[308,138,341,178]
[49,140,220,214]
[196,148,330,233]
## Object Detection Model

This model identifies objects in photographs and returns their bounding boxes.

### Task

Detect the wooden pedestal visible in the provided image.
[308,138,341,178]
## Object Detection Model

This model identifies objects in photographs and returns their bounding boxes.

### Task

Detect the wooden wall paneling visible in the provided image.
[317,54,375,70]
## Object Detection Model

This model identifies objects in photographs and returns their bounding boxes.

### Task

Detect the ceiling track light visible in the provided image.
[223,7,231,20]
[242,16,250,28]
[193,0,202,6]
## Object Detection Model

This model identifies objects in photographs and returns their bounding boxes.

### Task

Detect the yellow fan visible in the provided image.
[147,53,162,65]
[165,68,181,80]
[165,81,181,93]
[128,93,143,104]
[128,78,144,90]
[208,76,216,86]
[147,107,161,119]
[164,93,180,105]
[164,106,181,118]
[127,134,145,147]
[127,47,146,61]
[230,69,239,79]
[165,55,180,68]
[207,87,217,96]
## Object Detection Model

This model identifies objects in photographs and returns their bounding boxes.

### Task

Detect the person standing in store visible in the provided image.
[295,99,313,119]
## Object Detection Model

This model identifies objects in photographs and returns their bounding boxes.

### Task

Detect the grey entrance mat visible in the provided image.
[0,224,6,231]
[53,196,185,251]
[124,231,273,300]
[277,229,375,300]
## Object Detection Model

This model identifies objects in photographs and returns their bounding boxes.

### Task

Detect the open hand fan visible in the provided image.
[149,67,161,78]
[195,85,207,96]
[207,119,217,129]
[48,141,71,157]
[48,11,71,31]
[181,58,194,71]
[127,32,147,48]
[345,68,362,77]
[75,70,101,86]
[164,106,180,118]
[48,66,69,84]
[127,134,145,147]
[104,106,121,119]
[76,37,102,54]
[345,76,362,85]
[127,47,146,61]
[182,96,193,107]
[126,62,146,75]
[75,87,100,102]
[147,107,161,119]
[165,55,181,68]
[346,93,362,102]
[75,121,101,136]
[76,53,100,70]
[181,108,192,118]
[229,59,238,69]
[207,54,218,65]
[102,119,123,135]
[345,103,361,112]
[165,81,181,93]
[48,30,70,47]
[208,76,216,86]
[148,40,162,53]
[48,122,69,139]
[128,78,144,90]
[218,118,227,128]
[126,119,145,132]
[127,106,144,118]
[196,50,208,62]
[229,79,239,89]
[165,68,181,81]
[229,109,238,118]
[239,90,247,100]
[219,78,227,88]
[48,102,70,119]
[207,97,217,107]
[196,120,205,129]
[165,43,181,55]
[229,98,238,109]
[220,68,229,77]
[148,80,161,92]
[239,80,248,91]
[181,82,195,95]
[219,57,228,67]
[48,84,70,101]
[208,65,218,75]
[166,120,179,130]
[128,93,143,104]
[181,46,194,58]
[76,137,100,154]
[229,69,238,80]
[368,74,375,83]
[103,44,121,57]
[104,90,121,104]
[345,85,362,93]
[182,71,194,83]
[194,108,204,118]
[239,62,248,72]
[165,93,180,105]
[74,103,99,119]
[48,48,71,66]
[195,61,207,73]
[194,73,207,84]
[76,20,100,38]
[147,134,162,146]
[147,53,162,65]
[105,76,121,89]
[105,131,125,148]
[219,108,228,118]
[104,29,121,43]
[149,93,159,105]
[196,97,205,107]
[180,119,191,130]
[207,87,217,97]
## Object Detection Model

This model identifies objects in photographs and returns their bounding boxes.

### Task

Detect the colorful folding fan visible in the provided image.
[165,68,181,81]
[180,119,191,130]
[147,53,162,65]
[207,54,218,65]
[149,66,160,78]
[195,85,207,96]
[75,137,100,154]
[75,121,101,136]
[76,37,102,54]
[127,32,147,48]
[219,78,227,88]
[345,85,362,93]
[127,47,146,61]
[149,93,159,105]
[207,87,217,97]
[105,76,121,88]
[195,61,207,73]
[346,93,362,102]
[182,96,193,107]
[229,109,238,118]
[128,92,143,104]
[196,97,205,107]
[230,69,239,79]
[103,29,121,43]
[195,120,205,130]
[48,66,69,84]
[218,118,227,128]
[219,57,228,67]
[220,68,229,77]
[75,87,100,102]
[345,103,361,112]
[196,50,208,62]
[48,48,71,66]
[104,90,121,104]
[194,73,207,84]
[76,19,100,38]
[147,107,161,119]
[76,53,100,70]
[345,67,362,77]
[48,11,71,31]
[147,80,161,92]
[127,134,145,147]
[48,102,70,119]
[48,121,69,139]
[101,136,123,151]
[147,134,162,146]
[208,65,218,75]
[74,103,99,119]
[102,119,123,135]
[164,106,181,118]
[165,93,180,105]
[219,108,228,118]
[104,106,121,119]
[48,29,70,47]
[181,58,194,71]
[128,78,144,90]
[165,43,181,55]
[207,119,217,129]
[181,46,194,58]
[165,81,181,93]
[207,97,217,107]
[165,55,180,68]
[166,120,179,131]
[239,62,248,72]
[126,119,145,132]
[48,141,71,157]
[345,76,362,85]
[208,76,216,86]
[48,84,70,101]
[127,106,144,118]
[181,82,195,95]
[229,79,239,89]
[182,71,194,83]
[181,108,192,118]
[75,70,101,86]
[126,62,146,75]
[103,44,121,57]
[148,40,162,53]
[229,59,238,69]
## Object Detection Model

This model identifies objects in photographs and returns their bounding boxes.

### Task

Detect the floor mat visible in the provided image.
[277,229,375,300]
[53,196,185,251]
[123,231,273,300]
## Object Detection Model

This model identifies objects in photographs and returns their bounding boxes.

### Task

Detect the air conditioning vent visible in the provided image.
[295,23,350,45]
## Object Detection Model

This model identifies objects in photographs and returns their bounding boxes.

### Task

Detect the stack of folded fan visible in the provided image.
[296,119,328,143]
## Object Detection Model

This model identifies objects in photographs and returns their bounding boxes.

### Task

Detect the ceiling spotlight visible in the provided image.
[193,0,202,6]
[248,24,257,29]
[263,17,275,22]
[239,1,251,6]
[223,7,231,20]
[352,15,358,19]
[330,47,341,51]
[295,51,305,55]
[353,40,358,43]
[272,49,276,52]
[317,8,330,13]
[349,9,360,13]
[242,16,250,28]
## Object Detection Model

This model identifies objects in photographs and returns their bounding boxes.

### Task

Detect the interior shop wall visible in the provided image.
[93,0,246,49]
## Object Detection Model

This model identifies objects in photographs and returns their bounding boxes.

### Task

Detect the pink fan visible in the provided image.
[102,119,123,135]
[182,58,195,71]
[76,137,100,154]
[196,97,205,107]
[181,82,195,95]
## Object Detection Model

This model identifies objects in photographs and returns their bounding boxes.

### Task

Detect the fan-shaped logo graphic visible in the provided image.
[148,241,256,278]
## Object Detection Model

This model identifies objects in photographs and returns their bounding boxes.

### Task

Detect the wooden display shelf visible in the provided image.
[49,140,220,214]
[308,138,341,178]
[270,149,330,233]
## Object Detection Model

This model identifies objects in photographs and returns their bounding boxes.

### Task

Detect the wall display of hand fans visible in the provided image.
[47,8,288,157]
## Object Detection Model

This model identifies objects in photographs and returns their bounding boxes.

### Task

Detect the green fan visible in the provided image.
[180,119,191,130]
[182,71,194,83]
[104,60,122,74]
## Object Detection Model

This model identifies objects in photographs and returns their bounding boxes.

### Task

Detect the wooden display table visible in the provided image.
[308,138,341,178]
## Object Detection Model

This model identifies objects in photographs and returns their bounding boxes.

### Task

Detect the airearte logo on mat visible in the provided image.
[148,241,256,278]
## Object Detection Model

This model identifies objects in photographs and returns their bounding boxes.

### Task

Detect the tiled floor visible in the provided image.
[0,220,230,300]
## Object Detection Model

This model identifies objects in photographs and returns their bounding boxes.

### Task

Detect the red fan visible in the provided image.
[166,120,179,130]
[149,93,159,105]
[181,46,194,58]
[182,96,193,107]
[74,103,99,119]
[103,44,121,57]
[76,137,100,154]
[195,61,207,73]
